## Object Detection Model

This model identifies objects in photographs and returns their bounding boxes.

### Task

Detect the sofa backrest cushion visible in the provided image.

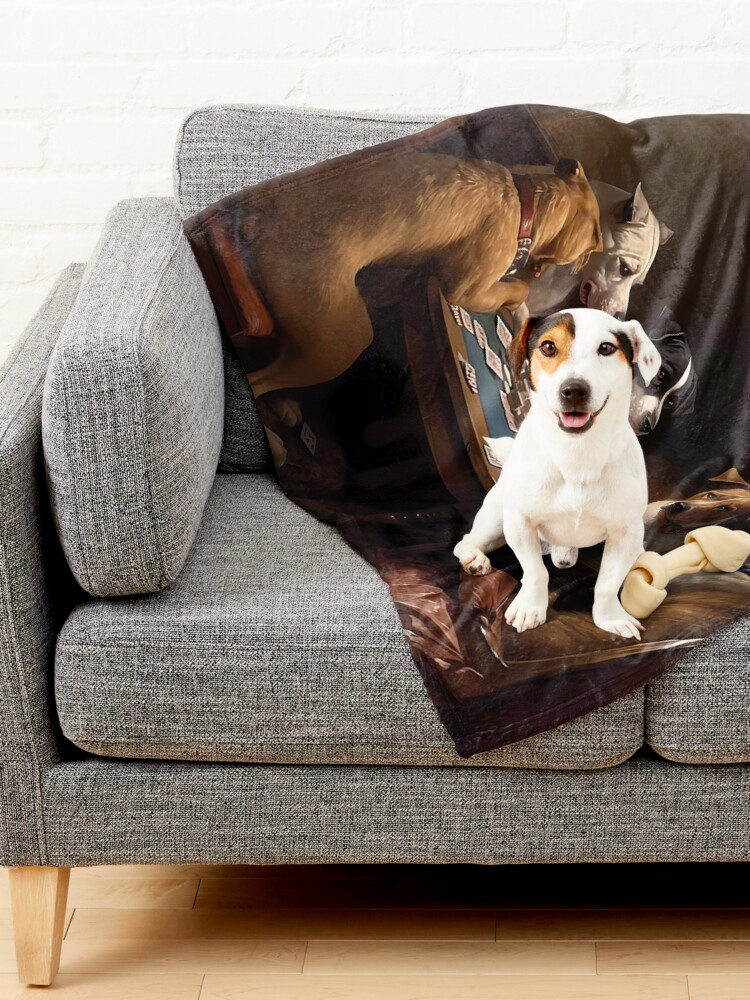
[42,198,224,597]
[173,103,438,472]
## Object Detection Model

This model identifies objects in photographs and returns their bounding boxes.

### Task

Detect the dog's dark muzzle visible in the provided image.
[664,501,690,516]
[559,379,591,409]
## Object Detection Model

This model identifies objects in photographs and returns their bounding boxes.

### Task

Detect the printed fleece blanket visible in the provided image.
[184,103,750,758]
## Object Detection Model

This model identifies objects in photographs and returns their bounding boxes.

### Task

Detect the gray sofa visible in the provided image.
[2,103,750,986]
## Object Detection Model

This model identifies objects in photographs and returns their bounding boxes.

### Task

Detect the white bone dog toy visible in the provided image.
[621,525,750,619]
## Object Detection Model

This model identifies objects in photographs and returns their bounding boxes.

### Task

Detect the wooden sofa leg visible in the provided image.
[9,866,71,986]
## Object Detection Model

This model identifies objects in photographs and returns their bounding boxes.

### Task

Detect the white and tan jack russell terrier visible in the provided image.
[454,308,661,639]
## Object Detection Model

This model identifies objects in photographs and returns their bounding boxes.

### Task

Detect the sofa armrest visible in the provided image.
[0,265,86,865]
[42,198,224,597]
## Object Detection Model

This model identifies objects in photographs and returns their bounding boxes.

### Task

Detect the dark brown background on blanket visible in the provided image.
[184,105,750,757]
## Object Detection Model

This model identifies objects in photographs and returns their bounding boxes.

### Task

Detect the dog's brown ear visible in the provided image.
[711,468,750,490]
[509,317,536,382]
[569,248,594,275]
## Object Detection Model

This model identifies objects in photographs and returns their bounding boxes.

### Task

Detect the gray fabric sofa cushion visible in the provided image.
[174,103,440,219]
[174,104,439,473]
[646,614,750,764]
[54,473,644,770]
[218,336,272,472]
[42,197,224,597]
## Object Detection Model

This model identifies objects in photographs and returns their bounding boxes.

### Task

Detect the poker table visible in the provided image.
[399,272,529,513]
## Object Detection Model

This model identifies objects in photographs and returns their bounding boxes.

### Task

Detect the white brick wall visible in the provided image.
[2,0,749,361]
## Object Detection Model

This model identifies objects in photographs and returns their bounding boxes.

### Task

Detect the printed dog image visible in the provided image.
[513,180,673,322]
[454,308,661,638]
[202,152,603,396]
[628,311,696,435]
[646,468,750,541]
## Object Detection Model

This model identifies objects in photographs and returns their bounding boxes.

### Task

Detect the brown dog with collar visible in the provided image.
[189,152,603,396]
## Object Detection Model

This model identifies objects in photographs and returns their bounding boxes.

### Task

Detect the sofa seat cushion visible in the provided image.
[55,475,644,770]
[646,615,750,764]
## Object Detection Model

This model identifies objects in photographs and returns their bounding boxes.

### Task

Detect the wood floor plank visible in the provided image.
[303,940,595,975]
[495,909,750,940]
[0,869,199,909]
[68,876,199,910]
[597,940,750,974]
[66,907,495,941]
[3,861,748,998]
[687,975,750,1000]
[200,973,690,999]
[0,972,202,998]
[0,939,18,974]
[59,937,306,974]
[0,906,73,940]
[0,916,76,973]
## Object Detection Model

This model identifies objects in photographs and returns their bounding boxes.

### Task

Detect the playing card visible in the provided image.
[496,313,513,350]
[485,345,504,377]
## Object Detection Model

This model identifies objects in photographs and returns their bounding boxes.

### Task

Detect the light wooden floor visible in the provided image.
[1,862,750,998]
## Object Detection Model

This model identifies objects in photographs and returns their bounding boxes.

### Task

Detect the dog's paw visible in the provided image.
[454,539,492,576]
[551,545,578,569]
[593,600,644,640]
[504,586,548,632]
[461,551,492,576]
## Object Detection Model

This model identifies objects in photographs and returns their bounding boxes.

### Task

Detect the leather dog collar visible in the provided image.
[503,173,535,277]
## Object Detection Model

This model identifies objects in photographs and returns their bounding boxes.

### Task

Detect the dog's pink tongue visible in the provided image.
[559,411,590,429]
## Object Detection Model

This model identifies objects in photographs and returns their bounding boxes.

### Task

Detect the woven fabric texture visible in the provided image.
[42,197,224,597]
[41,755,750,866]
[646,613,750,764]
[218,337,271,472]
[55,473,644,770]
[174,103,440,219]
[174,103,439,472]
[0,265,84,867]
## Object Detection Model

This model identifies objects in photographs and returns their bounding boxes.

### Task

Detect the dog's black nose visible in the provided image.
[614,310,626,321]
[665,501,690,514]
[640,415,652,434]
[559,379,590,407]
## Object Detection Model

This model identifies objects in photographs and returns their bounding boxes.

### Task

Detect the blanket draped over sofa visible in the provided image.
[183,104,750,757]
